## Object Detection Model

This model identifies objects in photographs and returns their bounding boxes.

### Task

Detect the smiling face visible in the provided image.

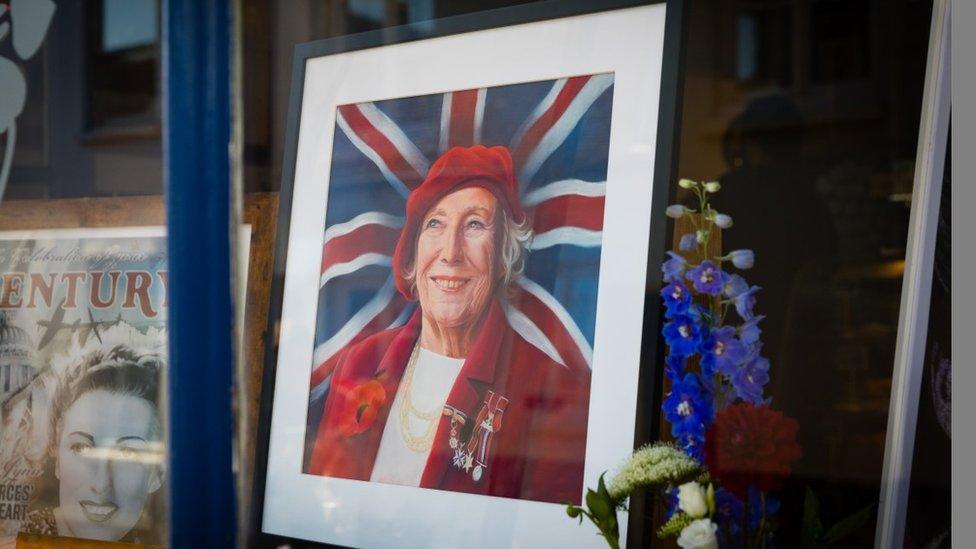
[414,186,499,337]
[56,390,162,541]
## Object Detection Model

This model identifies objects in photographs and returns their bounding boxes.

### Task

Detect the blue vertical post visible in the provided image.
[163,0,235,546]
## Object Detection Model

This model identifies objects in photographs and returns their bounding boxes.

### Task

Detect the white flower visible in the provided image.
[703,181,721,193]
[677,518,718,549]
[606,443,700,500]
[678,178,698,189]
[677,481,708,518]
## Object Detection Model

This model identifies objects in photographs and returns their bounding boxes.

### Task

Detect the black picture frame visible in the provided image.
[248,1,685,547]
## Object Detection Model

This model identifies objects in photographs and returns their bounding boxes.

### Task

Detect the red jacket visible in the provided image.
[307,299,591,505]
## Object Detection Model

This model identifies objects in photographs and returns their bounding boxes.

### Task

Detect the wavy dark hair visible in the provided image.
[50,345,163,449]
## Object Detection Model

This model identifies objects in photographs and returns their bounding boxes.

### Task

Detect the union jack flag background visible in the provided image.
[304,73,615,449]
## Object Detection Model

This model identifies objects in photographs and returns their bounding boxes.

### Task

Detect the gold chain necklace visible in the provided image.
[398,343,442,453]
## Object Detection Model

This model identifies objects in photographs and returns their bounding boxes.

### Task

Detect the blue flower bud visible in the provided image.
[713,213,733,229]
[666,204,687,219]
[728,249,754,269]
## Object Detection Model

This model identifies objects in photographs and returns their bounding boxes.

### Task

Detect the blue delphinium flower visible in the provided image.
[738,315,765,344]
[731,354,770,404]
[724,273,747,297]
[664,487,680,520]
[686,302,707,323]
[686,260,728,296]
[662,251,688,282]
[733,286,760,320]
[665,353,686,382]
[662,313,703,357]
[709,486,780,548]
[700,325,749,377]
[727,249,755,269]
[663,373,713,445]
[724,274,761,320]
[685,439,706,462]
[679,233,697,251]
[746,486,781,530]
[713,488,745,547]
[661,280,692,318]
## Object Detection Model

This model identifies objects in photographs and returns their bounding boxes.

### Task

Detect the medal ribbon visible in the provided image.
[467,391,509,468]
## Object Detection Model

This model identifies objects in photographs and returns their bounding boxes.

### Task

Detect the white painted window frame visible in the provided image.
[876,1,951,546]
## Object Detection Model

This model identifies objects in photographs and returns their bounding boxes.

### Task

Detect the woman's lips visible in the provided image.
[430,276,469,292]
[79,500,118,523]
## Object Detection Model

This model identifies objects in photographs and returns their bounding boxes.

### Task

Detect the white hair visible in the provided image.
[497,207,533,289]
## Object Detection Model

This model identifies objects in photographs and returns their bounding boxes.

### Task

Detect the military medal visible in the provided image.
[451,390,509,483]
[444,405,466,451]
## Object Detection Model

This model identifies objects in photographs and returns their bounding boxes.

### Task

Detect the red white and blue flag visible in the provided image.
[308,73,614,405]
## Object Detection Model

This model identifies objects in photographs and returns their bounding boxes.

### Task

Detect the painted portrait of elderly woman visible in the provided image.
[304,75,614,505]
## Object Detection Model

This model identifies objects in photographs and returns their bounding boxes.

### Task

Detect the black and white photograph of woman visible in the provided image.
[20,344,166,544]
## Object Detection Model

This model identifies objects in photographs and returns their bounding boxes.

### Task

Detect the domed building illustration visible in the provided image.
[0,311,36,415]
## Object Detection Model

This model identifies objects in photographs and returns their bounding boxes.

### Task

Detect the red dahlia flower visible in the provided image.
[704,403,801,497]
[337,379,387,436]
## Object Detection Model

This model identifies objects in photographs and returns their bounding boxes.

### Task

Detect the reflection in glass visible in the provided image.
[676,0,933,544]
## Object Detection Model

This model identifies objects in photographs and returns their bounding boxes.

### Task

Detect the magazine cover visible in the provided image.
[0,228,168,545]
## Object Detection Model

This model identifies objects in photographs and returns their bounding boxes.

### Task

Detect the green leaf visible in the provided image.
[586,488,613,521]
[823,503,876,544]
[706,482,716,516]
[802,486,824,541]
[598,472,611,500]
[600,514,621,549]
[657,513,694,539]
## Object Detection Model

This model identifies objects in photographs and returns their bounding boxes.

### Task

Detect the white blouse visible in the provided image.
[369,347,464,486]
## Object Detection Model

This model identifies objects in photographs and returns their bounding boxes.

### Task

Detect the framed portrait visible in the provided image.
[253,1,682,546]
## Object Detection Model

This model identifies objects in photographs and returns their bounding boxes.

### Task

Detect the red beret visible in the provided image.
[392,145,525,299]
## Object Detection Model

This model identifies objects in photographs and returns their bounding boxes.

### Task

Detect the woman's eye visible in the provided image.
[425,218,442,229]
[117,447,139,460]
[69,442,90,455]
[466,219,486,230]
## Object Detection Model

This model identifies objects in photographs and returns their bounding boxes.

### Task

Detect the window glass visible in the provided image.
[676,0,932,544]
[240,0,538,195]
[0,1,168,546]
[237,1,937,546]
[904,134,950,547]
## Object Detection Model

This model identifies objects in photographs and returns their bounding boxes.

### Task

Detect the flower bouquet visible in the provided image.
[568,179,802,548]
